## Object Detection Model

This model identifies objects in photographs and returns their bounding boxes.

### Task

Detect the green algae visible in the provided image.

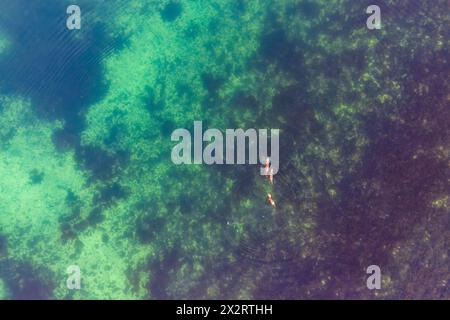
[0,278,9,299]
[79,0,333,298]
[0,95,156,299]
[0,31,8,55]
[79,0,272,298]
[0,0,448,299]
[0,96,83,295]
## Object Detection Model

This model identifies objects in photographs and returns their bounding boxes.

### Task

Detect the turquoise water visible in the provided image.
[0,0,448,299]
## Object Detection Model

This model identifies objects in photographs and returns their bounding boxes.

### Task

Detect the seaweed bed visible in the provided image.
[0,0,448,299]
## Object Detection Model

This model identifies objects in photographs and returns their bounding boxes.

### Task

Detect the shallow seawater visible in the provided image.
[0,0,448,300]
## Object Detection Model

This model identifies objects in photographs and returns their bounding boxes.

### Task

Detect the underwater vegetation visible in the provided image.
[0,34,8,55]
[0,0,448,299]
